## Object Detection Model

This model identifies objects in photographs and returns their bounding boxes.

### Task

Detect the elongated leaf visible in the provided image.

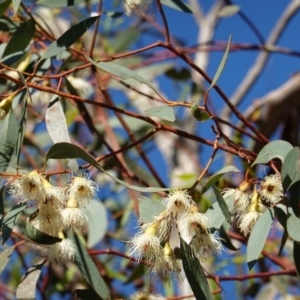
[274,206,288,255]
[15,79,28,166]
[218,5,240,17]
[3,19,35,58]
[0,246,14,275]
[293,241,300,278]
[180,238,212,300]
[70,234,111,299]
[287,213,300,242]
[207,35,232,92]
[45,96,78,171]
[86,56,160,96]
[145,106,175,122]
[252,140,293,166]
[201,165,240,195]
[219,223,239,251]
[45,142,169,192]
[281,147,300,191]
[25,221,62,245]
[160,0,194,13]
[2,203,27,245]
[289,181,300,217]
[0,0,12,17]
[41,16,99,60]
[212,185,231,225]
[38,0,87,7]
[0,109,19,172]
[12,0,21,15]
[205,196,234,231]
[247,209,274,270]
[138,197,165,223]
[86,201,107,248]
[16,261,44,299]
[0,186,4,227]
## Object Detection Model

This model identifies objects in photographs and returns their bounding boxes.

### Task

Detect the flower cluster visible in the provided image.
[127,190,222,279]
[222,173,283,236]
[9,171,97,262]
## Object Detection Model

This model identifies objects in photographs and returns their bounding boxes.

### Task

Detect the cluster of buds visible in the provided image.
[222,173,283,236]
[127,190,222,279]
[9,171,97,262]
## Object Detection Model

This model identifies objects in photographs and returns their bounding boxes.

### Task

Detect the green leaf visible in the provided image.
[180,238,212,300]
[191,103,209,122]
[274,205,288,255]
[16,261,44,300]
[0,0,12,17]
[252,140,293,166]
[212,185,231,225]
[293,241,300,278]
[2,203,27,245]
[25,221,62,245]
[41,16,99,60]
[86,56,160,97]
[207,35,232,92]
[12,0,21,15]
[165,67,191,80]
[86,201,107,248]
[15,80,28,166]
[46,96,78,171]
[287,213,300,242]
[281,147,300,191]
[138,197,165,223]
[160,0,194,13]
[3,19,35,58]
[37,0,87,7]
[46,142,169,192]
[219,223,239,251]
[205,196,234,231]
[247,208,274,270]
[0,246,14,275]
[0,109,19,172]
[288,182,300,217]
[110,27,139,54]
[145,106,175,122]
[0,186,5,227]
[218,5,240,17]
[70,234,111,300]
[201,165,240,195]
[125,264,145,284]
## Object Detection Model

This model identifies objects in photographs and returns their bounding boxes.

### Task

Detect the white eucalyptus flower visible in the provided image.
[222,186,250,215]
[67,174,98,206]
[48,238,76,263]
[152,242,182,281]
[130,291,166,300]
[62,207,88,232]
[162,190,194,216]
[127,225,163,263]
[259,173,283,204]
[177,206,210,244]
[191,231,223,260]
[9,171,46,202]
[124,0,148,15]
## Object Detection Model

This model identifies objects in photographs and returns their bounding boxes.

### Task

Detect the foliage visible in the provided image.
[0,0,299,299]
